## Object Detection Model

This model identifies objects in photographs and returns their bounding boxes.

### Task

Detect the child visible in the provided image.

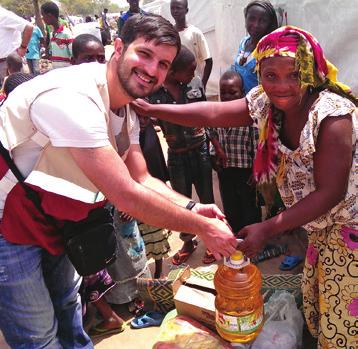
[25,24,44,75]
[41,1,73,69]
[210,71,261,234]
[137,114,171,278]
[170,0,212,89]
[6,52,23,75]
[148,45,215,265]
[71,34,124,337]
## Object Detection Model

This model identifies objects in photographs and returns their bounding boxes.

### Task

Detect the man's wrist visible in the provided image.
[185,200,196,210]
[20,43,27,49]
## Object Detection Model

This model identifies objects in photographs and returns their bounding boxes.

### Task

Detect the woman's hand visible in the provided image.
[131,98,153,116]
[237,222,272,258]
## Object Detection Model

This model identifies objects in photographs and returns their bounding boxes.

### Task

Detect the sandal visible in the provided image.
[130,311,164,329]
[202,250,216,264]
[251,244,288,264]
[172,240,198,265]
[89,322,125,338]
[279,255,303,271]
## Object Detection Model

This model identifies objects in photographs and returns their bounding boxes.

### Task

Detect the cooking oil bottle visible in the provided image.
[214,248,264,344]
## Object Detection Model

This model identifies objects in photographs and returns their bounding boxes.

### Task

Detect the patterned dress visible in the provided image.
[247,87,358,349]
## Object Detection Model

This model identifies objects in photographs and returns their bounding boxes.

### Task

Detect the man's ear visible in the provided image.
[113,38,124,58]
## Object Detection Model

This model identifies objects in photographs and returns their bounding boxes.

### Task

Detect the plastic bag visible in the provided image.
[251,291,304,349]
[153,315,233,349]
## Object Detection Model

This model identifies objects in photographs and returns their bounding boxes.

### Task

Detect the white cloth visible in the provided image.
[72,22,102,41]
[0,62,140,218]
[0,6,29,59]
[179,24,211,79]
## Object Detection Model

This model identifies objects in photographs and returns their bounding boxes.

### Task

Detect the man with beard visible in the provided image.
[0,14,236,348]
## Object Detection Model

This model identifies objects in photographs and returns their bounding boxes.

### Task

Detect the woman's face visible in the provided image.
[245,5,272,42]
[260,56,306,112]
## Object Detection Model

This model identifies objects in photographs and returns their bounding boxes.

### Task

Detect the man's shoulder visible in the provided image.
[185,24,204,35]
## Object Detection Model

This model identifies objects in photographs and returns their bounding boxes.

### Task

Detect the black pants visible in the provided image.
[218,167,261,235]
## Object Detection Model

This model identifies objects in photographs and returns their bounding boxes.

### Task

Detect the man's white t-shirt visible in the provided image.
[179,24,211,79]
[0,6,29,58]
[0,64,140,218]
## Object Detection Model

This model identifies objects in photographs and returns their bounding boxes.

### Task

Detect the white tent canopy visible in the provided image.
[143,0,358,96]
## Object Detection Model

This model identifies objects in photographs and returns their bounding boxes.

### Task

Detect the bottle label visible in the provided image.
[215,308,263,335]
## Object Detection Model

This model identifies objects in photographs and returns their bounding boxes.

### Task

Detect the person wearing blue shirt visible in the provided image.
[117,0,146,37]
[25,25,44,75]
[232,0,278,95]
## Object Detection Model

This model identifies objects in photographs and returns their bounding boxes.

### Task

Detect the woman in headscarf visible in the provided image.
[132,26,358,348]
[232,0,278,95]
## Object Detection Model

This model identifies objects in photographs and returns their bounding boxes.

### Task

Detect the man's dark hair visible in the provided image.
[121,14,181,54]
[41,1,60,18]
[244,0,278,34]
[170,45,194,72]
[85,16,92,22]
[3,73,34,96]
[72,34,103,59]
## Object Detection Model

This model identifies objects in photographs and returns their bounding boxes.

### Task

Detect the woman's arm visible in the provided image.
[238,114,353,257]
[131,97,252,128]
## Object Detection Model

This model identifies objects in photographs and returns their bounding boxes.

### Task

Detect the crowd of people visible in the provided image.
[0,0,356,349]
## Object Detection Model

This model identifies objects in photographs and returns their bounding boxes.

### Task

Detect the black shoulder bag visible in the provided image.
[0,142,118,276]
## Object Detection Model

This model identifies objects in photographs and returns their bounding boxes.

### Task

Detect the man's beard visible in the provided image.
[117,56,159,99]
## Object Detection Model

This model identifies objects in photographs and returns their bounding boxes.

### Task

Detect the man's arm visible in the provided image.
[202,57,213,90]
[69,145,237,259]
[125,144,189,206]
[17,24,34,57]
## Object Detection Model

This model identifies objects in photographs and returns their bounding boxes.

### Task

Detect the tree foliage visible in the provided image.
[0,0,120,17]
[0,0,46,17]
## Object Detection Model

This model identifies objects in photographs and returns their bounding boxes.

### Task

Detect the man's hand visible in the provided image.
[192,203,226,221]
[237,222,271,258]
[201,218,237,261]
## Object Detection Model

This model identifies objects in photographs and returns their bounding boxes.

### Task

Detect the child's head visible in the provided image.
[219,71,244,102]
[170,0,188,23]
[3,72,34,97]
[244,0,278,43]
[71,34,106,65]
[169,45,196,85]
[138,115,151,133]
[41,2,60,25]
[6,53,23,75]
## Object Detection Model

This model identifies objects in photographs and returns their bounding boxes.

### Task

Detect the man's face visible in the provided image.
[116,37,177,99]
[73,41,106,65]
[128,0,140,12]
[170,0,188,22]
[41,11,53,25]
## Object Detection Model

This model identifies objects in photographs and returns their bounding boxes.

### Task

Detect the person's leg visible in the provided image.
[234,168,261,233]
[93,298,124,330]
[0,236,62,349]
[167,151,196,262]
[317,225,358,349]
[26,58,35,75]
[191,144,216,263]
[42,251,93,349]
[32,59,40,75]
[154,258,163,279]
[218,168,242,232]
[191,144,214,204]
